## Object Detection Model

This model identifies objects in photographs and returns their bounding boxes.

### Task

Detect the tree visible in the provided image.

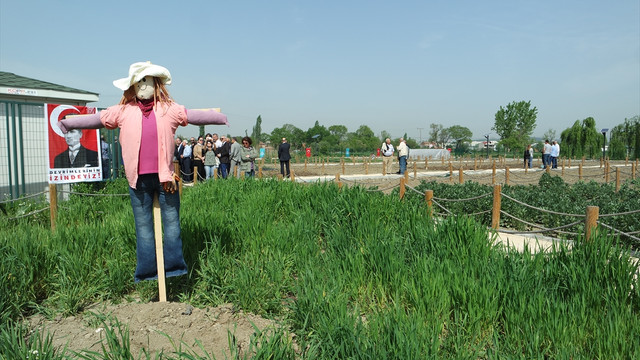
[543,129,556,142]
[493,100,538,152]
[251,115,262,144]
[269,124,305,148]
[447,125,473,153]
[559,117,602,159]
[429,124,443,144]
[437,128,451,148]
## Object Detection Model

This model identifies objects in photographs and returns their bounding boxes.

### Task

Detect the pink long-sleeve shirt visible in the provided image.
[100,102,187,189]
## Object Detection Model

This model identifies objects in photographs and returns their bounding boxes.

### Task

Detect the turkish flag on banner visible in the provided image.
[46,104,102,184]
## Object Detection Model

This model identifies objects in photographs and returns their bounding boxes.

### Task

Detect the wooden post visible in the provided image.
[258,164,263,178]
[153,193,167,302]
[492,162,496,185]
[546,165,550,174]
[568,157,571,168]
[365,162,369,175]
[449,162,453,183]
[193,166,198,185]
[49,184,57,231]
[459,166,464,184]
[290,169,295,182]
[578,163,583,181]
[615,167,620,192]
[413,161,417,179]
[304,158,308,170]
[277,173,283,180]
[561,159,565,176]
[585,206,599,241]
[491,184,501,229]
[505,166,509,185]
[335,173,342,189]
[632,162,636,180]
[399,177,406,199]
[382,161,387,176]
[341,159,345,175]
[425,189,433,216]
[605,162,610,183]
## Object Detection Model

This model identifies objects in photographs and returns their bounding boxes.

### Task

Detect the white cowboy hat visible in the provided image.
[112,61,172,91]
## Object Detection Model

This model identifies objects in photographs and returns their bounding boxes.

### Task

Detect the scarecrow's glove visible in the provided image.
[57,112,103,134]
[187,109,228,126]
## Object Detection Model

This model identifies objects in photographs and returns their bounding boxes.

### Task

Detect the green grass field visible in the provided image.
[1,178,639,358]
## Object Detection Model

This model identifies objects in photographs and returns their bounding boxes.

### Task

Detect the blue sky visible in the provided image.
[1,0,638,141]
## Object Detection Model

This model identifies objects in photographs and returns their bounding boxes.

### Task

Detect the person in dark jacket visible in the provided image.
[215,135,231,178]
[278,137,291,178]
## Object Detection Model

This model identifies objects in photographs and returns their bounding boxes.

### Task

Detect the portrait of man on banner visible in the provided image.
[46,104,102,184]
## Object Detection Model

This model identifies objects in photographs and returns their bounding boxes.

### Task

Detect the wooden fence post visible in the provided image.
[382,161,387,176]
[425,189,433,216]
[49,184,57,231]
[449,162,453,183]
[153,193,167,302]
[492,162,496,185]
[459,167,464,184]
[605,162,610,183]
[413,161,417,179]
[505,166,509,185]
[335,173,342,189]
[579,163,583,181]
[193,166,198,185]
[585,206,599,241]
[615,167,620,192]
[491,184,501,229]
[399,177,406,199]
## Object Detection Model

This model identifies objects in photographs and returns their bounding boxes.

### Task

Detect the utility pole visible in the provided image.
[417,127,423,144]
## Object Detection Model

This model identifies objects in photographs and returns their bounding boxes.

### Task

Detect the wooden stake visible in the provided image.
[153,193,167,302]
[49,184,57,231]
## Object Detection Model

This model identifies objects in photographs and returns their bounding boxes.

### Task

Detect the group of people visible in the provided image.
[523,140,560,169]
[380,137,409,174]
[174,133,258,181]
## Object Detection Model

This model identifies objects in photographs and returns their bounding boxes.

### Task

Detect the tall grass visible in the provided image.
[1,178,639,358]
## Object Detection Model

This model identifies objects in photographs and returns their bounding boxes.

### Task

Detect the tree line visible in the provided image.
[193,101,638,159]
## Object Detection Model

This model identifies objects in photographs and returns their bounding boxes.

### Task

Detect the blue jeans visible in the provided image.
[129,174,187,282]
[218,163,229,179]
[399,156,407,174]
[205,165,216,179]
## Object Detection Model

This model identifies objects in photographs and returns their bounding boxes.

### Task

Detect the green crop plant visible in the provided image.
[0,177,638,358]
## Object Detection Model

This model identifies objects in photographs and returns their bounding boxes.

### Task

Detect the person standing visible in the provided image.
[278,137,291,178]
[524,144,532,169]
[397,138,408,175]
[193,136,206,181]
[551,140,560,169]
[203,140,219,179]
[216,135,231,178]
[543,139,552,169]
[239,136,258,177]
[181,139,193,182]
[381,138,394,174]
[101,135,111,179]
[229,136,242,178]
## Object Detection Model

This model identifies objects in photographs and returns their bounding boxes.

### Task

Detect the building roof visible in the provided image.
[0,71,99,103]
[0,71,98,95]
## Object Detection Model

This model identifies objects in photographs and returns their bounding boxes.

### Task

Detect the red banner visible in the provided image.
[46,104,102,184]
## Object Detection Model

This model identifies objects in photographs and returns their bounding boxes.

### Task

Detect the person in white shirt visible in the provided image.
[381,138,394,174]
[550,140,560,169]
[397,138,409,175]
[543,140,552,168]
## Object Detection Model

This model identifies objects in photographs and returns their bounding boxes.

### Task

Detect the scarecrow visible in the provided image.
[58,61,227,282]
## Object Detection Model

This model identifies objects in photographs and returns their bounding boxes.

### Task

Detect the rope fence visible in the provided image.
[3,161,639,249]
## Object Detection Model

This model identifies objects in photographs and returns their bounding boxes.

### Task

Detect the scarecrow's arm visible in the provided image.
[57,113,103,134]
[186,108,228,126]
